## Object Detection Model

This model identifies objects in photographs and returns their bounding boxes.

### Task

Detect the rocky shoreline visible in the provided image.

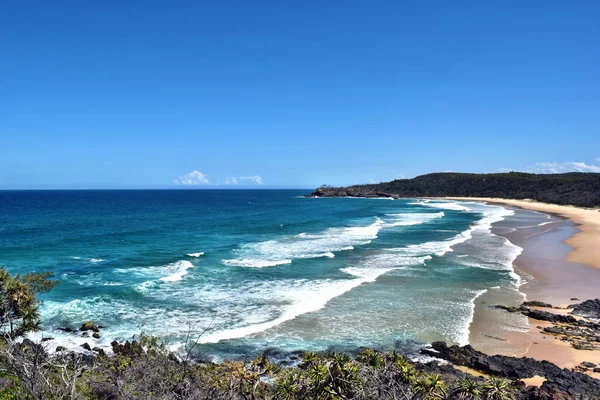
[32,298,600,399]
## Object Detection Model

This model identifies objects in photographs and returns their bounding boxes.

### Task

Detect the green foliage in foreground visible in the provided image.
[0,268,582,399]
[0,267,58,339]
[0,337,524,400]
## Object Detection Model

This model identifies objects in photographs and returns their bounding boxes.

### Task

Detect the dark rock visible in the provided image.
[581,361,596,368]
[92,332,100,339]
[571,298,580,301]
[80,321,100,332]
[82,332,89,337]
[80,342,91,351]
[421,342,600,395]
[56,346,67,352]
[571,299,600,319]
[495,304,523,313]
[92,347,106,357]
[41,337,54,342]
[593,367,600,373]
[523,301,554,308]
[56,327,75,333]
[524,309,577,324]
[111,340,143,357]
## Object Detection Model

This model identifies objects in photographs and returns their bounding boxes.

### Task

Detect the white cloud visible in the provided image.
[239,175,263,185]
[527,161,600,174]
[495,160,600,174]
[221,175,263,185]
[173,170,210,185]
[368,178,376,184]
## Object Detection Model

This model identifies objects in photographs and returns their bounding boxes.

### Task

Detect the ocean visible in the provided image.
[0,190,534,360]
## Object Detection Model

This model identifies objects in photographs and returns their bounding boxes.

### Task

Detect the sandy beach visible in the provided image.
[444,197,600,378]
[445,197,600,269]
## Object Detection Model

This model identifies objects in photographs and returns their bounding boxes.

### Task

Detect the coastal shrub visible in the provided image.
[481,376,516,400]
[454,375,481,399]
[0,267,58,339]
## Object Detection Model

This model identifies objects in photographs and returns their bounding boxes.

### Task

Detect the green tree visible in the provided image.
[0,268,58,339]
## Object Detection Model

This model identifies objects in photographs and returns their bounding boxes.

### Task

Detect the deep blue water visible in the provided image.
[0,190,524,359]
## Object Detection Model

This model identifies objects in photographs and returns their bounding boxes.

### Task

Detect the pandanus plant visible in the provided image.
[413,373,447,399]
[482,376,516,400]
[454,375,481,399]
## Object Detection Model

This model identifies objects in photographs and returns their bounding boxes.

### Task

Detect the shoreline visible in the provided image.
[443,197,600,377]
[442,197,600,269]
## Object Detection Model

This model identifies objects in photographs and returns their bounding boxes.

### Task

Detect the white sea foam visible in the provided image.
[159,260,193,282]
[89,258,106,263]
[221,258,293,268]
[198,268,394,343]
[410,200,472,212]
[223,211,446,268]
[459,289,488,346]
[222,218,385,268]
[186,252,204,258]
[116,260,194,282]
[383,212,444,227]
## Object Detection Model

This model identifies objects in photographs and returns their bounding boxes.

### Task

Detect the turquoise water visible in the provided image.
[0,190,522,359]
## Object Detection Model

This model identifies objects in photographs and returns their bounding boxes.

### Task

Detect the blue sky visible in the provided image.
[1,1,599,189]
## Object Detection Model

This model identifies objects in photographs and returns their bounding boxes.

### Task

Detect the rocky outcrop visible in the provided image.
[111,340,144,357]
[310,186,398,199]
[422,342,600,396]
[495,305,577,323]
[310,172,600,207]
[571,299,600,320]
[522,301,553,308]
[80,321,100,332]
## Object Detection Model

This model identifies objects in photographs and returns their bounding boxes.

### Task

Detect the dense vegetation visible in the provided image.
[312,172,600,207]
[0,268,598,399]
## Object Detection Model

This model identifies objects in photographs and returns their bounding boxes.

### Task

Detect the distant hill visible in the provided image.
[311,172,600,208]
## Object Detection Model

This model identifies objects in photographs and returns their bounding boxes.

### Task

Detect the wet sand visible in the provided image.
[444,198,600,270]
[446,198,600,378]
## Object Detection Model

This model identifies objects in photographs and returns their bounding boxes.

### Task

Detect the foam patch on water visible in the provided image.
[409,200,472,212]
[222,218,385,267]
[222,258,293,268]
[197,269,394,343]
[160,261,193,282]
[187,252,204,257]
[383,212,444,227]
[460,289,488,346]
[116,260,194,283]
[223,212,445,268]
[450,203,524,285]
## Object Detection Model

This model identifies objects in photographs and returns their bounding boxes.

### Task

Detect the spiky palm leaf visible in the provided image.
[482,376,515,400]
